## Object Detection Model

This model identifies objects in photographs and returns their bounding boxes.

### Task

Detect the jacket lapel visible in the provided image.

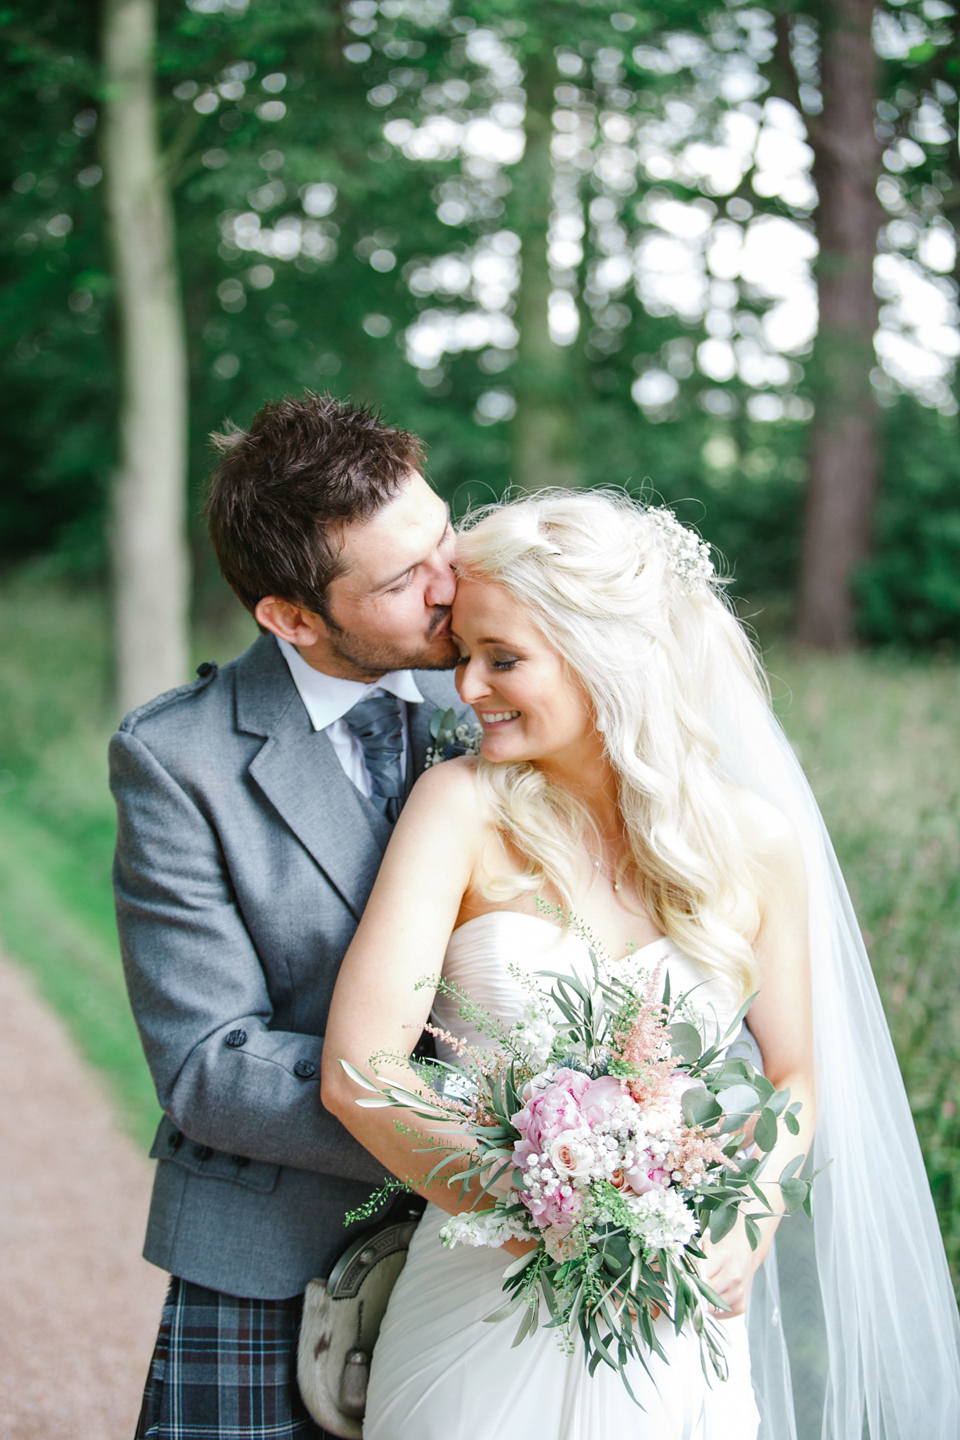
[236,637,391,920]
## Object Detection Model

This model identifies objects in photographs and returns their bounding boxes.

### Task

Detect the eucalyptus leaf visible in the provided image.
[682,1084,723,1127]
[716,1082,761,1116]
[709,1205,738,1243]
[753,1107,778,1152]
[784,1110,800,1135]
[779,1153,805,1182]
[767,1085,791,1116]
[668,1021,703,1063]
[780,1178,809,1213]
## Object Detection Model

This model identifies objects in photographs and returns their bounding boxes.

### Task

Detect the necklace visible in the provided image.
[588,850,622,892]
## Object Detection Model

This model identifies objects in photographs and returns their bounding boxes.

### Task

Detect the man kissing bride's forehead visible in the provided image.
[206,391,461,679]
[113,388,960,1440]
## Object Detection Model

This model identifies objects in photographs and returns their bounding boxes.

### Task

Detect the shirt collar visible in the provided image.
[276,637,424,732]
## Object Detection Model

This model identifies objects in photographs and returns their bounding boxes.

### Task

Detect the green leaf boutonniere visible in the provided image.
[425,707,483,768]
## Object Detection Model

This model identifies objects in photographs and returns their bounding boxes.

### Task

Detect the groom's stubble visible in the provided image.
[320,599,459,680]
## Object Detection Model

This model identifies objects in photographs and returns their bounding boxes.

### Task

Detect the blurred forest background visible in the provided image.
[1,0,959,1293]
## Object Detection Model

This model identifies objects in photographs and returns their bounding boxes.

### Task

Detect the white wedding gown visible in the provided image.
[363,911,761,1440]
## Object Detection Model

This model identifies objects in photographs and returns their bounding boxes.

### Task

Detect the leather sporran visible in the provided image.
[297,1210,420,1438]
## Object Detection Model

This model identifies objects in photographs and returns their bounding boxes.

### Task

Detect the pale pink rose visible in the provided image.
[549,1131,594,1180]
[543,1225,580,1262]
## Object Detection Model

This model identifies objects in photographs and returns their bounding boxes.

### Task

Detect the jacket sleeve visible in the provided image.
[110,728,386,1185]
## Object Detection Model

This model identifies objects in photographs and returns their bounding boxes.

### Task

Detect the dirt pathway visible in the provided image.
[0,954,168,1439]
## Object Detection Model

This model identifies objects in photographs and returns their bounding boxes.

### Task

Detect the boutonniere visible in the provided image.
[425,707,483,768]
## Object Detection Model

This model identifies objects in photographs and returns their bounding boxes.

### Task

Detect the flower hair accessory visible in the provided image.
[645,507,714,590]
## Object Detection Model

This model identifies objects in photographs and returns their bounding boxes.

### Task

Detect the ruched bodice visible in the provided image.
[364,909,759,1440]
[432,910,743,1061]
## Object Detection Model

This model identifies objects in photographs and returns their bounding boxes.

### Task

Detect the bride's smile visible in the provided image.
[451,575,604,782]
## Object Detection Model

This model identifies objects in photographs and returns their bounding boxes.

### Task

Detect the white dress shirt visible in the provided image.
[276,637,424,799]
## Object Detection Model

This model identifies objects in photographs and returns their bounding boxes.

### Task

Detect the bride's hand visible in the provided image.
[698,1218,764,1319]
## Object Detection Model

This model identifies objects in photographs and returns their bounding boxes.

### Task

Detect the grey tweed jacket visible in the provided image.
[110,633,466,1300]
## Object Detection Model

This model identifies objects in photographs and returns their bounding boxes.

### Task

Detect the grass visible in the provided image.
[0,573,255,1148]
[0,573,958,1287]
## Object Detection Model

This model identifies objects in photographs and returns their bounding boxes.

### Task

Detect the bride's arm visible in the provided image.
[320,757,491,1215]
[701,791,817,1317]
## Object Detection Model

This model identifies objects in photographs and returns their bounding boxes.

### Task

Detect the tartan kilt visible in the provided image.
[136,1277,339,1440]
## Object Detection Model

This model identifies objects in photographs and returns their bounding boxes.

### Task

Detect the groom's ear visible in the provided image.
[254,596,328,647]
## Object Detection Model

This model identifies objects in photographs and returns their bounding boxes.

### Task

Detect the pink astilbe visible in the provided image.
[422,1021,470,1059]
[612,961,679,1108]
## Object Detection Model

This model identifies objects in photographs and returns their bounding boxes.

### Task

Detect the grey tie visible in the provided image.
[343,693,405,823]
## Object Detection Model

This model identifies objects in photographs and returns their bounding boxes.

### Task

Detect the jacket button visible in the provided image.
[225,1028,248,1048]
[167,1129,183,1152]
[293,1059,317,1079]
[194,1144,213,1161]
[196,661,216,677]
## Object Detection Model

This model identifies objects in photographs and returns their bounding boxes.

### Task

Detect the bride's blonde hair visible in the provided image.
[456,489,770,1000]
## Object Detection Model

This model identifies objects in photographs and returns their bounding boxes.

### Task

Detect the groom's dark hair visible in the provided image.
[205,391,425,618]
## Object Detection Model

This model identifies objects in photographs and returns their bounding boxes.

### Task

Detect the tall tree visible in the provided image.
[794,0,882,648]
[511,49,578,491]
[102,0,189,713]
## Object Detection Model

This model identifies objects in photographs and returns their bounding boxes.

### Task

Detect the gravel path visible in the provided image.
[0,954,168,1439]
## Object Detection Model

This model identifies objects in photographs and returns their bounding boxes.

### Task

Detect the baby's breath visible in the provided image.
[646,507,714,590]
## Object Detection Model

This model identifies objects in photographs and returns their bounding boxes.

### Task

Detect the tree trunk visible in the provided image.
[102,0,189,714]
[795,0,882,648]
[511,51,578,492]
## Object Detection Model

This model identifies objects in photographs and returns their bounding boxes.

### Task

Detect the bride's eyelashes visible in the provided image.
[454,652,521,671]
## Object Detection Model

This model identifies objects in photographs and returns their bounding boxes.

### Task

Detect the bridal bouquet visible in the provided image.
[342,912,812,1393]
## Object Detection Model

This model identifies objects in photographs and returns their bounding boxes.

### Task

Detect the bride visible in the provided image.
[321,490,960,1439]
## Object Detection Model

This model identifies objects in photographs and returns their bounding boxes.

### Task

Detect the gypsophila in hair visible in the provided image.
[454,490,770,1003]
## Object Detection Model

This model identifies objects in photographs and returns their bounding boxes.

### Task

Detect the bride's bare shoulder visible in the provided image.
[405,755,493,831]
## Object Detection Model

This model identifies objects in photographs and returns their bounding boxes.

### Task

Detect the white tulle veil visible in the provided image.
[712,669,960,1439]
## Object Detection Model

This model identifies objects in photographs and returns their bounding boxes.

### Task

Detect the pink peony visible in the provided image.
[526,1184,585,1230]
[511,1067,591,1172]
[580,1074,631,1127]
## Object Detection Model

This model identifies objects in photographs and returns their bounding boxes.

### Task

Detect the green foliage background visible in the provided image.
[2,0,959,636]
[1,0,959,1308]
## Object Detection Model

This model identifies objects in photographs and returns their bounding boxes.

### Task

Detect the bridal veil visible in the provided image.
[713,669,960,1439]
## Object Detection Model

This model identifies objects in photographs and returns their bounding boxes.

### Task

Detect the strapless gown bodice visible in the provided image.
[363,911,759,1440]
[430,910,744,1059]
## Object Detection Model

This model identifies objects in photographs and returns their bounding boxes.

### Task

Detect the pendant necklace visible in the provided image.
[589,851,621,892]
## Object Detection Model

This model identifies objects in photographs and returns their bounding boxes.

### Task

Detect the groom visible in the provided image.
[110,393,468,1439]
